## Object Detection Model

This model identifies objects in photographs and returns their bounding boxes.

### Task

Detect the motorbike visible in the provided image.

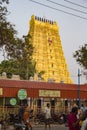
[14,109,34,130]
[34,112,45,124]
[14,121,28,130]
[51,112,68,124]
[7,112,19,125]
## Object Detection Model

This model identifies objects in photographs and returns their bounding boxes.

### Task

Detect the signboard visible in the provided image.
[18,89,27,100]
[0,88,3,95]
[10,98,17,106]
[39,90,60,97]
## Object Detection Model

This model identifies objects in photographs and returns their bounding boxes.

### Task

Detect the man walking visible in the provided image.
[44,103,51,130]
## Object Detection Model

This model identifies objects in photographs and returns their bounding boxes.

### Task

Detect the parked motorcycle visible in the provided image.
[34,112,45,124]
[7,112,19,125]
[51,112,68,124]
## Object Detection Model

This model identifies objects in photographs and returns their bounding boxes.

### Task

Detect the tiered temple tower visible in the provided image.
[29,15,73,84]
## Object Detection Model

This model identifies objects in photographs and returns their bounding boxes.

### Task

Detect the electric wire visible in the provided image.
[29,0,87,20]
[46,0,87,14]
[64,0,87,9]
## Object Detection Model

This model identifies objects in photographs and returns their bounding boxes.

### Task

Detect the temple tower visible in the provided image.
[29,15,73,83]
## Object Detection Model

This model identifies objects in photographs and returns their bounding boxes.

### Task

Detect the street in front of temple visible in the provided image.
[31,124,68,130]
[6,124,68,130]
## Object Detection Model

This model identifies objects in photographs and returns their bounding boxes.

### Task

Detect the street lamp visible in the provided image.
[78,69,81,107]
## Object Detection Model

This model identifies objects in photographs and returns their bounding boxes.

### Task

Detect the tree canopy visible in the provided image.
[0,0,17,59]
[0,0,36,80]
[73,44,87,70]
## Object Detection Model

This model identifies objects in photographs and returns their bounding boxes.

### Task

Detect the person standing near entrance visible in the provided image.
[44,103,51,130]
[68,106,81,130]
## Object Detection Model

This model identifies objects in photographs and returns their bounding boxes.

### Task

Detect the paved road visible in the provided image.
[33,125,68,130]
[5,124,69,130]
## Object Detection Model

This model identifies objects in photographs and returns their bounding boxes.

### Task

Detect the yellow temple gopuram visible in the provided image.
[29,15,73,84]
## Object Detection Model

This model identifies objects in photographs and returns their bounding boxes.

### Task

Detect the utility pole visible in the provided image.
[78,69,81,107]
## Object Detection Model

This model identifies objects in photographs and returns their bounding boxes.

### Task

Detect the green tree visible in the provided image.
[0,1,36,79]
[0,1,44,80]
[14,34,36,80]
[0,59,19,78]
[73,44,87,69]
[0,0,9,4]
[0,0,17,59]
[0,34,36,79]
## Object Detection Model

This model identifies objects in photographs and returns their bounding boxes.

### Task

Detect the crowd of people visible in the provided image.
[0,103,50,130]
[15,103,87,130]
[1,103,87,130]
[17,103,52,130]
[0,104,34,130]
[68,104,87,130]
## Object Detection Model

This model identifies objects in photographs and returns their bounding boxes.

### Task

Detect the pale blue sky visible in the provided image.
[1,0,87,84]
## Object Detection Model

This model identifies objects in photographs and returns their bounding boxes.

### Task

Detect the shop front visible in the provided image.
[0,79,87,116]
